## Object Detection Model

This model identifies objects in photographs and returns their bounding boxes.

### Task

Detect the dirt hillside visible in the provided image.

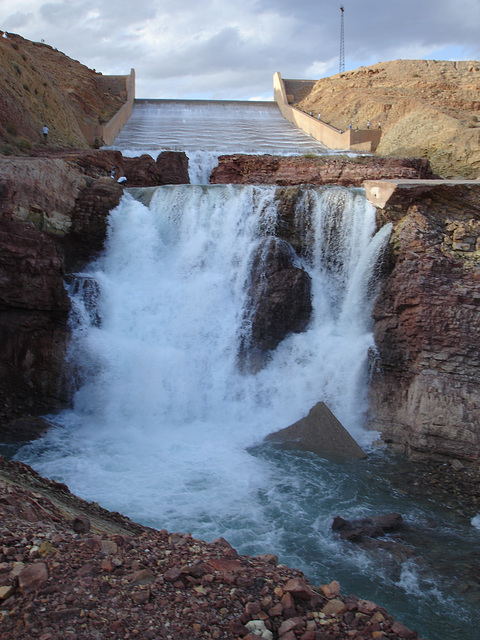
[295,59,480,179]
[0,31,127,153]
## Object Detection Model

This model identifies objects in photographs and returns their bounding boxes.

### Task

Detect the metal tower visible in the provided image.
[339,5,345,73]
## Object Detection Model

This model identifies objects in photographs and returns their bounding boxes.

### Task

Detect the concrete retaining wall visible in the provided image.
[273,72,381,152]
[79,69,135,146]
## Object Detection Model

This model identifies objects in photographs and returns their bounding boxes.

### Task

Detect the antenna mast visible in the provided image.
[339,5,345,73]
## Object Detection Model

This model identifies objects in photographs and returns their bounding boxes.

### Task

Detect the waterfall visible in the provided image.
[20,184,390,535]
[15,100,480,640]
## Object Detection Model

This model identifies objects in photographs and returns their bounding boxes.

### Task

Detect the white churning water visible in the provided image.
[21,184,389,531]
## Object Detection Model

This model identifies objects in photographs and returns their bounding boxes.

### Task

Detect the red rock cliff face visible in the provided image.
[368,183,480,462]
[210,155,434,186]
[0,218,71,427]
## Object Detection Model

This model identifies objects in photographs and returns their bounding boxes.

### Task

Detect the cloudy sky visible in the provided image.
[2,0,479,100]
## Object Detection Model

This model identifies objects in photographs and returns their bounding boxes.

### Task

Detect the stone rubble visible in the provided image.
[0,457,424,640]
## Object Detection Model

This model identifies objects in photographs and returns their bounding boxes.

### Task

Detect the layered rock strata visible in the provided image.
[368,182,480,462]
[210,154,434,186]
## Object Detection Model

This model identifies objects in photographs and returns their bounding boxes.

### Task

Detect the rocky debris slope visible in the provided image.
[295,59,480,179]
[0,150,189,439]
[0,32,127,152]
[369,182,480,462]
[0,457,422,640]
[211,155,434,186]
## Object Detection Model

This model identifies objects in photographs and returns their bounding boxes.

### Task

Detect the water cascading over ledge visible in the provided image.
[19,184,391,531]
[16,180,480,640]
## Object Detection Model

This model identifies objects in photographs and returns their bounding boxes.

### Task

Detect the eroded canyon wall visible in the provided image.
[368,183,480,462]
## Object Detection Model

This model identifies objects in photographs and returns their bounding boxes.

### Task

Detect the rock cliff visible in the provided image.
[294,59,480,179]
[367,182,480,462]
[211,154,435,186]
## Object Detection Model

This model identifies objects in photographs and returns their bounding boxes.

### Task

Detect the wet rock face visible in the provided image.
[64,176,124,271]
[240,236,312,371]
[123,151,190,186]
[210,154,434,186]
[369,184,480,462]
[0,219,71,428]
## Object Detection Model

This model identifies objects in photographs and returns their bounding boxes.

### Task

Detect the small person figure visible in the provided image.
[110,167,115,179]
[367,120,370,129]
[378,122,382,129]
[318,113,321,120]
[42,125,49,142]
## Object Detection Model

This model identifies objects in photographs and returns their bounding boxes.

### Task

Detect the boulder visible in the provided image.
[239,237,312,371]
[265,402,367,460]
[18,563,48,592]
[332,513,403,542]
[155,151,190,184]
[123,151,189,186]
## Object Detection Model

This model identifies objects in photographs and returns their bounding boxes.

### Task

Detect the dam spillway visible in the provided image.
[111,99,330,155]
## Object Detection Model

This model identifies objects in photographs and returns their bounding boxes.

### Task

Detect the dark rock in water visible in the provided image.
[156,151,190,184]
[370,512,403,531]
[123,151,190,187]
[239,236,312,371]
[0,416,51,444]
[265,401,367,460]
[332,512,403,542]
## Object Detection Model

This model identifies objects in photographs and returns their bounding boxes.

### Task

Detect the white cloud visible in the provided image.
[1,0,479,99]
